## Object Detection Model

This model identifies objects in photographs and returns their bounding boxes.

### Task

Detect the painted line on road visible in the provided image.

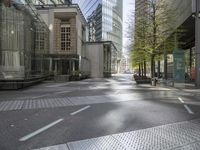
[184,104,194,115]
[46,84,66,88]
[70,105,91,116]
[55,91,70,94]
[178,97,184,103]
[114,91,119,94]
[19,118,64,142]
[32,94,49,99]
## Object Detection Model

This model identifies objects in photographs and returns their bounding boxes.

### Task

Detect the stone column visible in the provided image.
[195,0,200,87]
[54,18,61,53]
[49,58,52,73]
[70,17,76,54]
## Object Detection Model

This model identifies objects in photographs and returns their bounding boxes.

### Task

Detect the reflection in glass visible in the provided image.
[0,1,49,80]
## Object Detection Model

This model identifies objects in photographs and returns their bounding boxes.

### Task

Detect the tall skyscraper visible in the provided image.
[73,0,123,59]
[135,0,148,24]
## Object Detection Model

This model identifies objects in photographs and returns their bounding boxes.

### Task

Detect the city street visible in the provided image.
[0,74,200,150]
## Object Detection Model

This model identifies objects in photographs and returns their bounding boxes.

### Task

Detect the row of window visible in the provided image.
[61,26,71,51]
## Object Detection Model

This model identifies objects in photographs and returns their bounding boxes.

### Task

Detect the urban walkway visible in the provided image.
[35,119,200,150]
[0,74,200,150]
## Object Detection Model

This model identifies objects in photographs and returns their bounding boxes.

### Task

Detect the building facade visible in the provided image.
[85,41,117,78]
[36,4,90,80]
[32,0,72,5]
[0,0,49,89]
[72,0,123,62]
[160,0,195,83]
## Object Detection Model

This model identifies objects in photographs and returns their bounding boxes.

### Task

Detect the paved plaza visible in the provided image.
[0,74,200,150]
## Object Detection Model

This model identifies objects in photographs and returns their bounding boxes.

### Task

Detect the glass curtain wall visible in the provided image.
[102,0,123,58]
[0,1,49,80]
[73,0,123,60]
[111,42,118,73]
[33,21,49,76]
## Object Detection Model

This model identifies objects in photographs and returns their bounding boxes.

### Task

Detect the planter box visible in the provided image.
[134,75,151,84]
[54,75,69,82]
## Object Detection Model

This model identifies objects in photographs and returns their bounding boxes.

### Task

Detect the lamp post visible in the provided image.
[194,0,200,87]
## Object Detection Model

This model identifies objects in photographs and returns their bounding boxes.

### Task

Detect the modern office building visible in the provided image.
[72,0,123,72]
[84,41,117,78]
[160,0,195,83]
[135,0,148,17]
[32,0,72,5]
[0,0,49,89]
[134,0,149,40]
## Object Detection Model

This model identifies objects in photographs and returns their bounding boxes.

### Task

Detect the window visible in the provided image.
[61,24,71,51]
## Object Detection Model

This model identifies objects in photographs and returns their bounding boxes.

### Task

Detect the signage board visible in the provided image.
[173,50,185,83]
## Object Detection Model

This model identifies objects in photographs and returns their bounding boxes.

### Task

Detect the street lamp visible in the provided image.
[192,0,200,87]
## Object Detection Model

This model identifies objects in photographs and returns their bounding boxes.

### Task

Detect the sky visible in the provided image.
[123,0,135,55]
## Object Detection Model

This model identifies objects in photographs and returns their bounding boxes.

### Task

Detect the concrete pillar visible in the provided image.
[195,0,200,87]
[54,61,57,75]
[49,10,54,54]
[72,61,75,71]
[190,48,192,75]
[49,58,52,72]
[108,49,111,72]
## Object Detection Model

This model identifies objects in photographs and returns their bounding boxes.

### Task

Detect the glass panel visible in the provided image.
[0,2,49,80]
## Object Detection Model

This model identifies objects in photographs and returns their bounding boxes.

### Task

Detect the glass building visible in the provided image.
[0,0,49,89]
[32,0,72,5]
[72,0,123,59]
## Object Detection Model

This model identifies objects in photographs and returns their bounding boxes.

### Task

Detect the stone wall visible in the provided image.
[70,17,77,54]
[54,18,61,53]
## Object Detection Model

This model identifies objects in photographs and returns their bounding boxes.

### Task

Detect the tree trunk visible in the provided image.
[144,61,146,77]
[151,55,155,78]
[139,63,141,76]
[158,60,160,78]
[164,51,168,80]
[141,62,144,77]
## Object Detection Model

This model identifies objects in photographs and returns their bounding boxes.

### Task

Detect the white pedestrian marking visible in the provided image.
[184,104,194,114]
[70,106,91,116]
[19,119,64,141]
[178,97,184,103]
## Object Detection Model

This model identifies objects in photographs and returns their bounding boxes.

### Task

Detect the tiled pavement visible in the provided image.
[34,119,200,150]
[0,93,178,112]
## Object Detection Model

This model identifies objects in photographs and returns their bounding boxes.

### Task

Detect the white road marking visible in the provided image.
[114,91,119,94]
[19,118,64,142]
[56,91,70,94]
[178,97,184,103]
[184,105,194,115]
[70,105,91,116]
[46,83,67,88]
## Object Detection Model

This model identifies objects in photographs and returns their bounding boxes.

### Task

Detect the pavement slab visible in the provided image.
[1,74,200,150]
[33,119,200,150]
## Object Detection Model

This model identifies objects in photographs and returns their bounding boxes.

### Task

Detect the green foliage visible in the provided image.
[131,0,186,69]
